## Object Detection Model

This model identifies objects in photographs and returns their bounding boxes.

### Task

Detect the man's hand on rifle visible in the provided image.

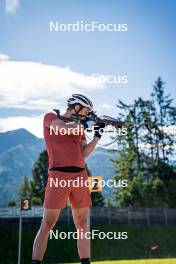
[94,122,106,139]
[81,118,106,139]
[80,118,96,129]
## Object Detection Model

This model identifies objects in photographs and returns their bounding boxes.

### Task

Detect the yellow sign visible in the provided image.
[88,176,102,192]
[21,198,31,210]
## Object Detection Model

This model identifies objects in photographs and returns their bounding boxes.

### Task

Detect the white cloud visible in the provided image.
[0,115,44,138]
[96,103,116,117]
[0,53,10,62]
[98,103,114,110]
[5,0,20,13]
[0,55,106,110]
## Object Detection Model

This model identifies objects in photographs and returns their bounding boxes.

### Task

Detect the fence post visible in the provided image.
[18,209,22,264]
[164,208,168,226]
[146,208,150,226]
[12,206,15,217]
[128,207,131,225]
[108,207,111,226]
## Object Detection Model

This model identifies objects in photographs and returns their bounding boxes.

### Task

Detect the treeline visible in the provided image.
[112,77,176,207]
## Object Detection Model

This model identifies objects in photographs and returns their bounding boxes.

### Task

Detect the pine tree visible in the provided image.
[30,150,48,203]
[113,77,176,207]
[151,77,176,162]
[18,176,31,198]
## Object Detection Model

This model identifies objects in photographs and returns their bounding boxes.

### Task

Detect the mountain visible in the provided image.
[0,129,118,206]
[0,129,44,206]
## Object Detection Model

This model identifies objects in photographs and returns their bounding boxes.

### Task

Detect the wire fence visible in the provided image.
[0,206,176,226]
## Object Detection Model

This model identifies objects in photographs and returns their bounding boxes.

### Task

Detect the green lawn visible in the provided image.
[69,260,176,264]
[1,224,176,263]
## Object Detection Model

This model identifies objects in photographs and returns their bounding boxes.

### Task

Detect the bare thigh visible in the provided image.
[72,207,89,229]
[40,208,62,231]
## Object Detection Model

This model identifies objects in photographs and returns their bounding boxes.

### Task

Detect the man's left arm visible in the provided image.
[81,122,106,158]
[81,137,99,159]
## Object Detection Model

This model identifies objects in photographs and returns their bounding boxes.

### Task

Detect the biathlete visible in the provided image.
[32,94,105,264]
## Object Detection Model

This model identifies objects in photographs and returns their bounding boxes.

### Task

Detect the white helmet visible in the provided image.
[67,94,93,111]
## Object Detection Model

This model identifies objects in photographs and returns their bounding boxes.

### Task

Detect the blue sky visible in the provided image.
[0,0,175,137]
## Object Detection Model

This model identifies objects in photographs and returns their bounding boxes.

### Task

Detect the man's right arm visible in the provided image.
[44,113,83,135]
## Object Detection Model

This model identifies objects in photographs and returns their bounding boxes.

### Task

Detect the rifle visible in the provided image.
[53,109,127,128]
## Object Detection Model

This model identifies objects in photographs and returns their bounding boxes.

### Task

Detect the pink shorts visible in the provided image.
[43,169,92,209]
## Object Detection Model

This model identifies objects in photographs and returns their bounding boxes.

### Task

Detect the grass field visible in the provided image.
[1,223,176,263]
[69,260,176,264]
